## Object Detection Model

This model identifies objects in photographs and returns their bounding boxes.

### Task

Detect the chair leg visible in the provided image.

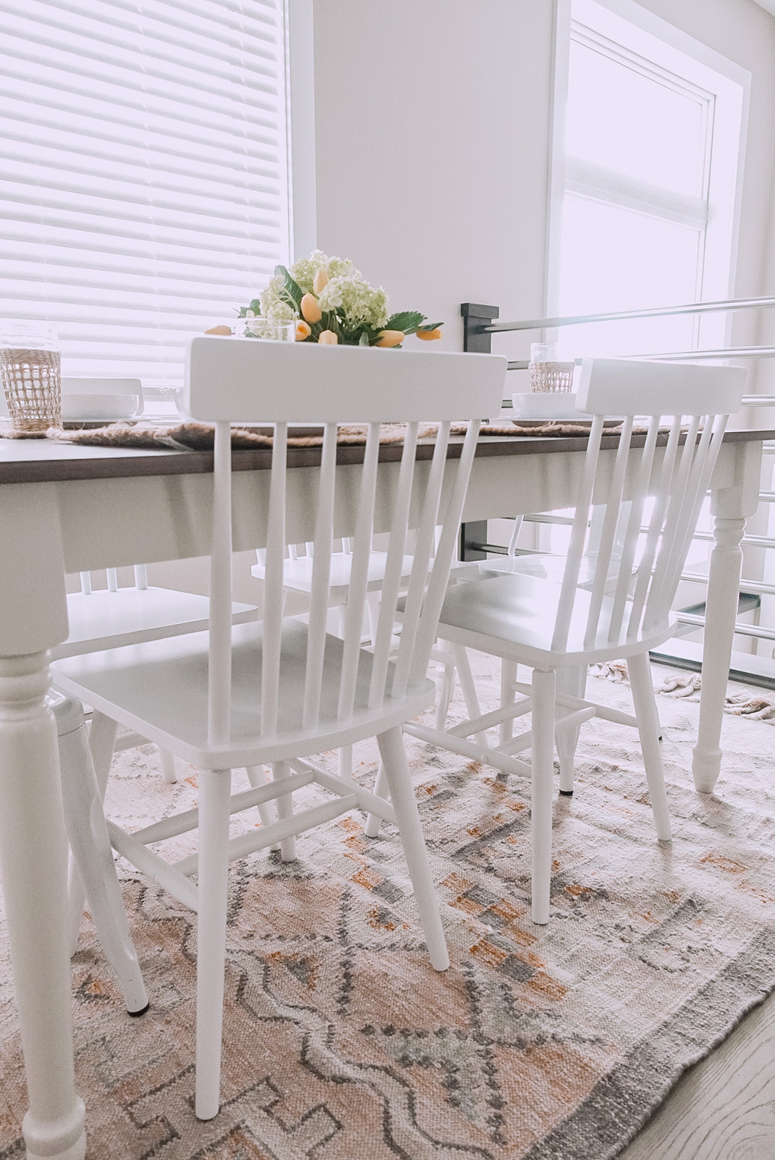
[195,767,232,1121]
[627,653,672,842]
[376,726,449,971]
[335,602,355,778]
[499,659,517,745]
[556,665,587,795]
[531,668,556,926]
[68,711,118,955]
[451,645,487,746]
[434,640,456,730]
[338,744,353,780]
[364,760,389,838]
[159,747,178,784]
[55,700,148,1015]
[272,761,297,862]
[245,766,280,851]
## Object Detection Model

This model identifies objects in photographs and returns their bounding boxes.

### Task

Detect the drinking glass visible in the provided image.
[0,321,61,433]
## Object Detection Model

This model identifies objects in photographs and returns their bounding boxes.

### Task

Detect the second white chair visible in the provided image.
[394,358,746,925]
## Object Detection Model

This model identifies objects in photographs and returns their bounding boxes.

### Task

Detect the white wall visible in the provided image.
[313,0,775,376]
[313,0,557,365]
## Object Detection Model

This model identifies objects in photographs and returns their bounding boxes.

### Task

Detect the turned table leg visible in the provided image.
[0,655,85,1160]
[0,484,85,1158]
[692,442,762,794]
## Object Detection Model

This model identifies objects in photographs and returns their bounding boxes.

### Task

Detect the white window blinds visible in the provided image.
[0,0,291,391]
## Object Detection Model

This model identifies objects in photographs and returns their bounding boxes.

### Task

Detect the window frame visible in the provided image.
[546,0,751,354]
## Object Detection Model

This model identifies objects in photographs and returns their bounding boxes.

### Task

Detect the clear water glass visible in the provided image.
[242,318,296,341]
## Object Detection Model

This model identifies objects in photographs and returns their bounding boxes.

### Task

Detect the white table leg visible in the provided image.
[692,442,762,794]
[0,485,85,1158]
[0,654,85,1160]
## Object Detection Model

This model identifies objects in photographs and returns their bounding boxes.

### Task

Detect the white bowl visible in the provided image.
[60,393,140,422]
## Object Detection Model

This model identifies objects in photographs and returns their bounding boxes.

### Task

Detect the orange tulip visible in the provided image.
[205,324,232,335]
[318,330,338,345]
[416,327,442,341]
[375,330,404,348]
[301,293,322,324]
[295,320,312,341]
[313,268,329,294]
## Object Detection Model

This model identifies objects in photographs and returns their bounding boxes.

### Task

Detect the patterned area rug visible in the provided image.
[2,657,775,1159]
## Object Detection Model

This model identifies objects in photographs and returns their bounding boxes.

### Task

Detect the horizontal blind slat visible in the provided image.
[0,6,282,71]
[0,41,284,119]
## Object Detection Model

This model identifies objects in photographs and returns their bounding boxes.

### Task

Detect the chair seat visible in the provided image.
[52,618,435,769]
[437,572,676,666]
[477,552,630,592]
[54,587,258,660]
[251,550,416,596]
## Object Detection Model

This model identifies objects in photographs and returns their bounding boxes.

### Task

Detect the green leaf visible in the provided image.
[237,298,262,318]
[339,320,377,345]
[385,310,426,334]
[274,264,303,311]
[416,321,443,332]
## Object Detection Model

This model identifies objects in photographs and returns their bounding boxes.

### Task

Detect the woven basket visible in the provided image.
[0,347,61,433]
[529,360,575,393]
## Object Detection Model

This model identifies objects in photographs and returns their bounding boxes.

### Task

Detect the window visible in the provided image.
[0,0,314,393]
[549,0,750,360]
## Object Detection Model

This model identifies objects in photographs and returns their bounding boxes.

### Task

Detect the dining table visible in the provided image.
[0,422,772,1159]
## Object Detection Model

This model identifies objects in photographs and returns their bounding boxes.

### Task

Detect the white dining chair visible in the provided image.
[389,358,746,925]
[52,336,507,1120]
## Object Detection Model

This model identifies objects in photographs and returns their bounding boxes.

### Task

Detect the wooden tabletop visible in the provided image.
[2,427,774,486]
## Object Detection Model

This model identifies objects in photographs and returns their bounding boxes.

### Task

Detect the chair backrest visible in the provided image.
[547,358,746,653]
[185,337,506,744]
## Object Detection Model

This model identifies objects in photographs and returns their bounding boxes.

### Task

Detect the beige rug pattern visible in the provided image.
[1,659,775,1159]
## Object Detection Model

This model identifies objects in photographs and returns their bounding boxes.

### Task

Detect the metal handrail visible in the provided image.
[506,352,775,372]
[677,611,775,643]
[682,571,775,597]
[480,294,775,334]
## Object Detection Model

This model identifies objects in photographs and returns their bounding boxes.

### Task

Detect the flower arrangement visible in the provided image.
[238,251,442,347]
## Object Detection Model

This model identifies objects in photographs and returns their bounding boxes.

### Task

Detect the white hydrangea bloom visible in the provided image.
[259,275,297,321]
[324,275,389,329]
[289,250,356,294]
[316,280,344,312]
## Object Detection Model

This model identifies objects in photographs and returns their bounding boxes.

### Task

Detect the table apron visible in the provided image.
[46,441,746,573]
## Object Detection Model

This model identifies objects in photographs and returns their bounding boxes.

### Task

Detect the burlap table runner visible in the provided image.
[1,418,620,447]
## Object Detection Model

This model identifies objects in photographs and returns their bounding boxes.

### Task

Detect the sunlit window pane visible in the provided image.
[558,194,702,357]
[566,39,707,197]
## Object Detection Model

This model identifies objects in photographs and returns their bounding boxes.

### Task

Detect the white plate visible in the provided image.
[511,391,588,422]
[61,393,140,422]
[510,392,622,425]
